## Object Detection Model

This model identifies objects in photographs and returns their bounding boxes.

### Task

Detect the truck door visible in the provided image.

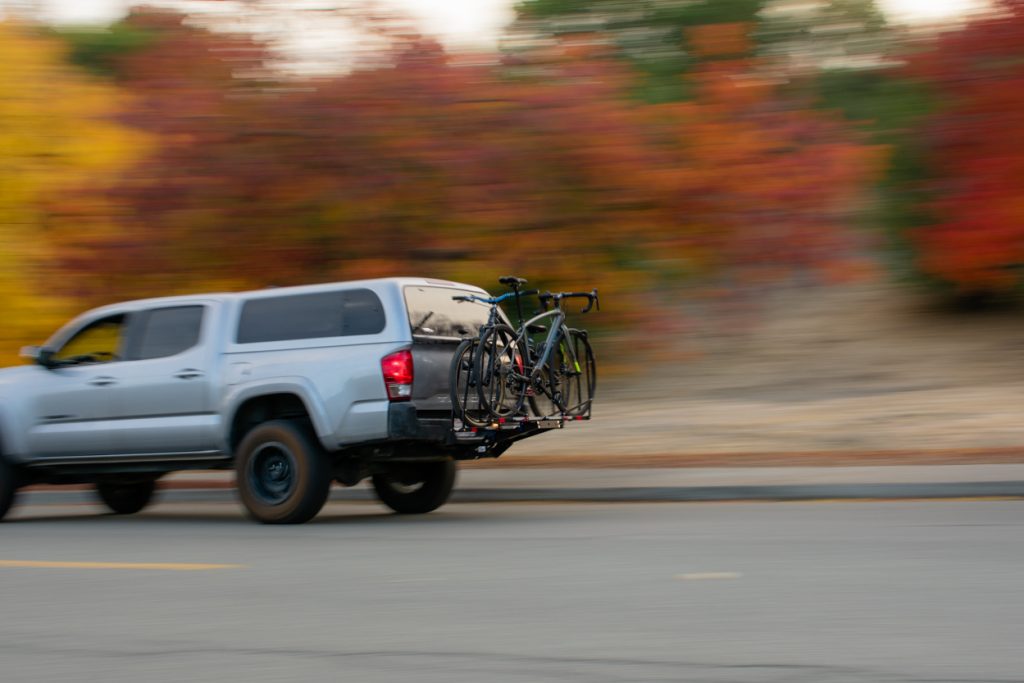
[26,312,129,458]
[109,305,217,454]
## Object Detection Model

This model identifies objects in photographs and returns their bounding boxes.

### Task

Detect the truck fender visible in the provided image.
[222,378,333,448]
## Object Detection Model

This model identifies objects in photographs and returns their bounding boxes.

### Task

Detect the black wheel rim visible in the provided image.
[386,477,425,494]
[248,442,297,505]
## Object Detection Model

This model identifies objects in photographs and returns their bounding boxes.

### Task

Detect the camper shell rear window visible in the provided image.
[404,286,503,339]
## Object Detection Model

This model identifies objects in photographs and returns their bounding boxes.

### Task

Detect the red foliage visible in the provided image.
[907,0,1024,290]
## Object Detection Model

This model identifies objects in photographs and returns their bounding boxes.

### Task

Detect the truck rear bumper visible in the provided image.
[386,402,576,458]
[387,403,456,443]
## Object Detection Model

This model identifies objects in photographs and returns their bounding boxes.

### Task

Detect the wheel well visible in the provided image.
[230,394,314,453]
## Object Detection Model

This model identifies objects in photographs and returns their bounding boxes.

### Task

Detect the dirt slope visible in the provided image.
[502,283,1024,465]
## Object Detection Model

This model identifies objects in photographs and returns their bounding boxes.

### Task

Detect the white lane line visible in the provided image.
[674,572,742,580]
[0,560,245,571]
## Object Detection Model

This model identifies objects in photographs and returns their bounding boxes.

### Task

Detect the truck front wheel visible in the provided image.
[372,459,456,514]
[0,457,19,522]
[96,478,157,515]
[236,420,331,524]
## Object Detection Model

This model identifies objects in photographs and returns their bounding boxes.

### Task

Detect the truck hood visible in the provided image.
[0,365,44,387]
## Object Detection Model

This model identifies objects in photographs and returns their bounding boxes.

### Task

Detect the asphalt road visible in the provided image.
[2,499,1023,682]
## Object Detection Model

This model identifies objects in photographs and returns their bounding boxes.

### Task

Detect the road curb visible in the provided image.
[20,480,1024,506]
[447,482,1024,502]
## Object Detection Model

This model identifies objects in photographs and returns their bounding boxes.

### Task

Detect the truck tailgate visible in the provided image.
[409,339,461,415]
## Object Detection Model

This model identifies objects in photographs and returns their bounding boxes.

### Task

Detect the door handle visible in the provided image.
[174,369,204,380]
[88,376,117,387]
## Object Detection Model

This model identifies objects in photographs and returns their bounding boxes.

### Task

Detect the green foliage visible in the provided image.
[647,0,762,28]
[516,0,592,19]
[814,68,932,136]
[513,0,891,105]
[831,0,887,30]
[632,58,693,103]
[54,24,154,78]
[810,66,941,283]
[519,0,764,26]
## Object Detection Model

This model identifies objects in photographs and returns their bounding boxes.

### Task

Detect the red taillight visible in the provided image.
[381,349,414,401]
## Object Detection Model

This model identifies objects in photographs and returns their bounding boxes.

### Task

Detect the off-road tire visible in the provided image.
[236,420,331,524]
[0,457,18,522]
[372,459,456,514]
[96,479,157,515]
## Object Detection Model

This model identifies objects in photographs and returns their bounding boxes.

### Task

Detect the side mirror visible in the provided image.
[20,345,56,369]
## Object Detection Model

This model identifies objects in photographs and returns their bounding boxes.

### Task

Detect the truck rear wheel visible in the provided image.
[372,459,456,514]
[236,420,331,524]
[96,478,157,515]
[0,457,18,522]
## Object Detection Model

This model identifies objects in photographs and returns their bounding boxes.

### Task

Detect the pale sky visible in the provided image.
[7,0,985,50]
[11,0,515,49]
[883,0,980,23]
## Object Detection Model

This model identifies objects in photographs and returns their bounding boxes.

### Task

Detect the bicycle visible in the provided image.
[449,277,538,428]
[475,288,598,421]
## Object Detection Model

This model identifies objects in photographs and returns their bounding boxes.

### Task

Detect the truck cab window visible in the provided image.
[134,306,204,360]
[52,314,126,365]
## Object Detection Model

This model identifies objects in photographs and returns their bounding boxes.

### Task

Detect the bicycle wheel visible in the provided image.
[527,339,558,419]
[564,329,596,417]
[475,324,526,419]
[538,333,574,417]
[449,338,489,427]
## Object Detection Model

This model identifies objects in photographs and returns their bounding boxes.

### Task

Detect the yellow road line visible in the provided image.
[0,560,244,571]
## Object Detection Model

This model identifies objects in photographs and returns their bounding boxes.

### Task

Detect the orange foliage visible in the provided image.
[685,22,752,58]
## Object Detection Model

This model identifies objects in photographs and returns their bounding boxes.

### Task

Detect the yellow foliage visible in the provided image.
[0,22,147,364]
[53,321,122,362]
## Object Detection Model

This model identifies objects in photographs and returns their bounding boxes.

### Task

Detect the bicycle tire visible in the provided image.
[449,338,490,427]
[564,329,596,417]
[541,332,573,417]
[528,369,557,418]
[522,336,554,419]
[475,323,526,419]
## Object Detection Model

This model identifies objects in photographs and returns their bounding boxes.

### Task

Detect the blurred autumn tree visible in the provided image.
[0,21,144,362]
[889,0,1024,299]
[41,6,879,360]
[49,10,278,300]
[511,0,919,294]
[510,0,891,101]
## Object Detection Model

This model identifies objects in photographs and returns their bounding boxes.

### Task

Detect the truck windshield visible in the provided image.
[404,286,494,339]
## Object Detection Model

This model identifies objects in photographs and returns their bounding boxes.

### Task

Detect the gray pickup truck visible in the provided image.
[0,277,560,523]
